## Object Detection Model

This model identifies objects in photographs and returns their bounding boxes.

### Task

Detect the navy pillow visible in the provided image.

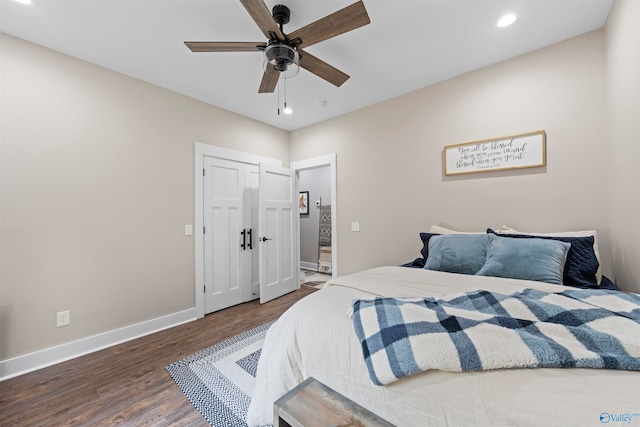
[486,229,599,288]
[419,232,439,261]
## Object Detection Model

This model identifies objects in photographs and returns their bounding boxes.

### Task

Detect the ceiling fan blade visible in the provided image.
[184,41,266,52]
[288,1,370,49]
[239,0,285,41]
[298,49,349,87]
[258,66,280,93]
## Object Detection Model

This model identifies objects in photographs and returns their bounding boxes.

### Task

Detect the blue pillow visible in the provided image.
[486,229,599,288]
[424,234,491,275]
[476,234,570,285]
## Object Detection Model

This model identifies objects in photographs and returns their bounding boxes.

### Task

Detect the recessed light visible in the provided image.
[14,0,32,4]
[497,14,517,28]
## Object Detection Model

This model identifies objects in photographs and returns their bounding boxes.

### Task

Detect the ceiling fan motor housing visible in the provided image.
[272,5,290,26]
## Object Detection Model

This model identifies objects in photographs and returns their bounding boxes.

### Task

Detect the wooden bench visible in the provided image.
[273,377,394,427]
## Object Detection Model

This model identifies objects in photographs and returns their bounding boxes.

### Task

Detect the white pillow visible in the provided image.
[495,226,602,284]
[429,225,486,235]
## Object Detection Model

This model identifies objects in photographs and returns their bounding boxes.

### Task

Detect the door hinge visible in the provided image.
[203,168,205,176]
[203,227,206,234]
[204,285,206,293]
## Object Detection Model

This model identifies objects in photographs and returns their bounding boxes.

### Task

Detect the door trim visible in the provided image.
[195,143,282,319]
[290,153,338,278]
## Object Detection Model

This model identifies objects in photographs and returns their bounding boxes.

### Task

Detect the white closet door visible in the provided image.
[203,157,246,313]
[258,162,299,303]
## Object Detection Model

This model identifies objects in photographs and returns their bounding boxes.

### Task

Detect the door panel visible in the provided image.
[244,165,260,300]
[259,163,298,303]
[204,157,245,313]
[211,166,239,199]
[264,171,292,202]
[281,207,294,281]
[228,207,241,292]
[264,207,278,285]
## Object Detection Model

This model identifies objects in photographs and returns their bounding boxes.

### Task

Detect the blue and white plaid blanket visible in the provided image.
[351,288,640,386]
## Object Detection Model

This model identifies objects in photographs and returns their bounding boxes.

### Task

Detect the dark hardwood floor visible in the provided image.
[0,286,317,426]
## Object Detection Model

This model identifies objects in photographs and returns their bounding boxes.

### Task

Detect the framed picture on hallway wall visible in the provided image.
[299,191,309,215]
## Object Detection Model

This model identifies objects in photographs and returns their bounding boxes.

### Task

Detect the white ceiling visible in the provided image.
[0,0,613,131]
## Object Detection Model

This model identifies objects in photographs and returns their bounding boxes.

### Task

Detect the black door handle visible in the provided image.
[241,229,246,250]
[260,237,272,242]
[247,229,252,249]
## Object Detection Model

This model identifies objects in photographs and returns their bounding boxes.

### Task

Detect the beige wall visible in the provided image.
[291,30,613,282]
[605,0,640,293]
[0,34,289,360]
[2,1,638,367]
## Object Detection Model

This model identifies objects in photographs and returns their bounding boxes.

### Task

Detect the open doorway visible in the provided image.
[298,165,332,287]
[290,154,337,288]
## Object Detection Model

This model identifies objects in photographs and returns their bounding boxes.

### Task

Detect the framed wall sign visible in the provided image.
[299,191,309,215]
[444,130,546,176]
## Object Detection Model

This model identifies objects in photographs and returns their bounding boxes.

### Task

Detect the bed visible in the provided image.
[247,227,640,426]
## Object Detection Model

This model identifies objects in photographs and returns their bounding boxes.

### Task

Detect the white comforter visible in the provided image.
[247,267,640,426]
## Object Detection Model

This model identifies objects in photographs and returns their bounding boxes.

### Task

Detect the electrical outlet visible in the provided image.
[57,310,70,327]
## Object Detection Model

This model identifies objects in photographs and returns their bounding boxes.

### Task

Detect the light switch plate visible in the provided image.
[185,225,193,236]
[351,222,360,232]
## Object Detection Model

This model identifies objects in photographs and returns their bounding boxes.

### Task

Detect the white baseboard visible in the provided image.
[0,308,197,381]
[300,261,318,271]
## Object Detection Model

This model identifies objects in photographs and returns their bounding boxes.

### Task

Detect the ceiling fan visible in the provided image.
[184,0,370,93]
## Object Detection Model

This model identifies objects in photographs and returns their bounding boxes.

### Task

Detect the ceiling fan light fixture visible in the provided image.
[264,44,299,79]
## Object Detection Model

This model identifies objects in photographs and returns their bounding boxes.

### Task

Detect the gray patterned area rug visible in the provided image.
[165,321,274,427]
